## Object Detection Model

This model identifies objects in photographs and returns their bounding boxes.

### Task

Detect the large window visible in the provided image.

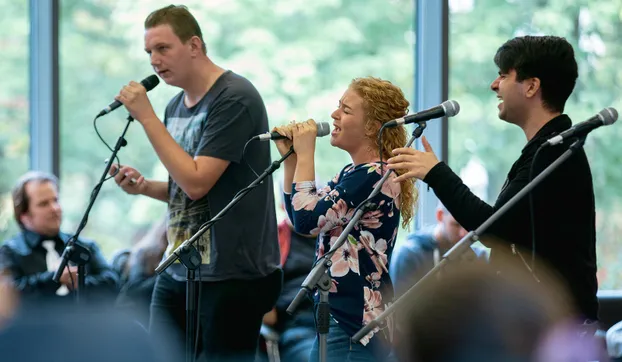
[0,1,29,241]
[448,0,622,289]
[59,0,415,256]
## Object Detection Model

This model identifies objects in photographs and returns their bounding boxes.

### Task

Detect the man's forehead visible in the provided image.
[25,181,57,197]
[144,25,177,45]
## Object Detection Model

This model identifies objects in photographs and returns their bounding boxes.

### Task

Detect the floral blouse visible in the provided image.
[284,162,401,357]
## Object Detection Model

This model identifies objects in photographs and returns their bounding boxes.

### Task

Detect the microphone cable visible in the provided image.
[94,115,122,181]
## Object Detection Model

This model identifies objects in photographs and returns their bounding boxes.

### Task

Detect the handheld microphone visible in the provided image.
[384,100,460,128]
[543,107,618,147]
[96,75,160,118]
[255,122,331,141]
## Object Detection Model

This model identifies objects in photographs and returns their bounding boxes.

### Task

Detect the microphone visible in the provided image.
[255,122,331,141]
[543,107,618,147]
[96,75,161,118]
[384,100,460,127]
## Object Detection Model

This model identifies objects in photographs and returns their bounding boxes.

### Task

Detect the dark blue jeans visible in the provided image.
[149,269,283,362]
[308,318,378,362]
[279,324,316,361]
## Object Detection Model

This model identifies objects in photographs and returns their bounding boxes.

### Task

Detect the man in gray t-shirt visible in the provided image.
[163,69,279,282]
[109,5,282,362]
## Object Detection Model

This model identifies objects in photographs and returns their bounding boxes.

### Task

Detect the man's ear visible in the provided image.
[189,36,204,57]
[524,77,541,99]
[18,212,29,228]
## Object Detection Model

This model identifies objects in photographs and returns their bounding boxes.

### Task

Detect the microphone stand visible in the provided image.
[286,122,428,362]
[53,114,135,304]
[351,136,587,343]
[155,146,296,362]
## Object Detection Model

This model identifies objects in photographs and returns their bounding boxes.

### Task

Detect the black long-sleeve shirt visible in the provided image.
[424,115,598,320]
[0,229,118,303]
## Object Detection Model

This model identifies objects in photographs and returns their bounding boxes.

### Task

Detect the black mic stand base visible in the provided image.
[66,242,91,304]
[316,273,332,362]
[175,244,202,362]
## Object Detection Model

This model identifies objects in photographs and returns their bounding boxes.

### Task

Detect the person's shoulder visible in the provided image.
[0,234,25,253]
[405,230,437,251]
[344,162,385,178]
[217,71,262,101]
[393,233,434,265]
[222,70,255,88]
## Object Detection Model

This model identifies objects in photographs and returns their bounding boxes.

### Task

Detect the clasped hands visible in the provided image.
[272,119,318,158]
[59,265,79,290]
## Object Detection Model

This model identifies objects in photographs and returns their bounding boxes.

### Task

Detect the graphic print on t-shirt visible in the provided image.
[165,112,212,265]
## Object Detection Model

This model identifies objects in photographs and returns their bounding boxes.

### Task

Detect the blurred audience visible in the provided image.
[390,202,488,297]
[607,320,622,361]
[0,271,18,330]
[111,217,168,328]
[396,257,607,362]
[0,303,175,362]
[0,171,117,307]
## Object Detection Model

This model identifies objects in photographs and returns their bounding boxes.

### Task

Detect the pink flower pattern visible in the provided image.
[329,239,362,277]
[309,199,353,236]
[292,181,320,211]
[285,162,400,350]
[359,287,384,345]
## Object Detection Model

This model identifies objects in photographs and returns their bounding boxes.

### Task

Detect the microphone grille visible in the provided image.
[600,107,618,126]
[316,122,331,137]
[142,74,161,92]
[442,100,460,118]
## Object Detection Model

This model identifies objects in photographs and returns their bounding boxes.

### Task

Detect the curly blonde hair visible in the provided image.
[349,77,416,229]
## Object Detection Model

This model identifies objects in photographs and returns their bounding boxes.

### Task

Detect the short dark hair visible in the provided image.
[144,5,206,54]
[12,171,59,229]
[494,35,578,113]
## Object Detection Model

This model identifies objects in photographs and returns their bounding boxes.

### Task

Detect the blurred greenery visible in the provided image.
[0,0,29,241]
[55,0,415,257]
[0,0,620,290]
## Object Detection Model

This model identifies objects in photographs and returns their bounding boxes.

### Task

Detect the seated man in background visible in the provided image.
[390,202,488,297]
[0,171,117,305]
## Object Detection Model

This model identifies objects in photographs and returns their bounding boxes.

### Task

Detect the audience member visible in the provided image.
[390,202,488,297]
[0,171,117,306]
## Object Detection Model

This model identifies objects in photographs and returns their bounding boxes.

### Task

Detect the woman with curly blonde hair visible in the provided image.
[273,76,416,362]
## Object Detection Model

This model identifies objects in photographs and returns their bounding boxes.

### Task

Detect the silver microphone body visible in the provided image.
[257,122,331,141]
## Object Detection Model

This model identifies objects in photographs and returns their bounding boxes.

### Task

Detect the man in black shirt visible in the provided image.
[387,35,599,322]
[0,171,117,305]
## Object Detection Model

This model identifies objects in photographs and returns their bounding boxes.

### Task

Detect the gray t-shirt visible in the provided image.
[163,70,279,281]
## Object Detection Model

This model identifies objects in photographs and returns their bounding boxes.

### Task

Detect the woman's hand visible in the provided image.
[272,122,296,157]
[292,119,318,159]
